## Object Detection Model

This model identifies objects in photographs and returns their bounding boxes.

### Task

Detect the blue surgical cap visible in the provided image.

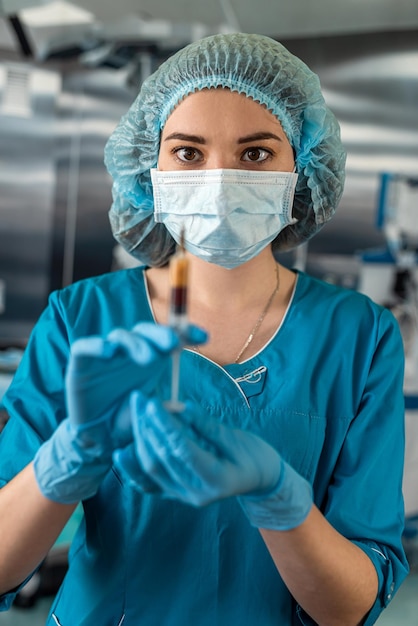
[104,32,346,266]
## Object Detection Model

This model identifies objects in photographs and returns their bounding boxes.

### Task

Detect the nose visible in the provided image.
[205,152,236,170]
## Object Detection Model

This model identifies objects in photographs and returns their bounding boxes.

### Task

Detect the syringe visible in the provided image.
[165,229,189,412]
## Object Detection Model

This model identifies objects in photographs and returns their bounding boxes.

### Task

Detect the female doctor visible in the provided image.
[0,33,409,625]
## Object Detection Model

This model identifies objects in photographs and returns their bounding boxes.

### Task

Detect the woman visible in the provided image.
[0,33,408,625]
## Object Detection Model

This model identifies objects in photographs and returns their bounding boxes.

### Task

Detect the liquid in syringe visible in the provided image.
[168,232,188,332]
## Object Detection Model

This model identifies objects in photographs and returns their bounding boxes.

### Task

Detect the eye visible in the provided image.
[172,147,202,163]
[242,147,272,163]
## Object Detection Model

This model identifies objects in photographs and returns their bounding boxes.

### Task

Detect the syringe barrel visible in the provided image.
[168,252,188,329]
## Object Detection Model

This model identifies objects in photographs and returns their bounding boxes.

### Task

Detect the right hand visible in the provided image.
[33,322,206,504]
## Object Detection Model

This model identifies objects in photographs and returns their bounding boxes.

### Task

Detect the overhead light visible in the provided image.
[20,0,94,27]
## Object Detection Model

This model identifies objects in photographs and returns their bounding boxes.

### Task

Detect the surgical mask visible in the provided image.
[151,168,298,269]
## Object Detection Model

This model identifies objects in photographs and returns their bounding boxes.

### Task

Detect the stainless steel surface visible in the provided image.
[0,63,60,344]
[0,61,132,345]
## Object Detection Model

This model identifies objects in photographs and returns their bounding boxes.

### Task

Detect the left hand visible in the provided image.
[114,391,273,500]
[115,391,282,505]
[114,392,313,529]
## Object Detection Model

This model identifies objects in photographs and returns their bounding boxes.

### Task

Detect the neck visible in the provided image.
[145,248,297,364]
[187,249,279,311]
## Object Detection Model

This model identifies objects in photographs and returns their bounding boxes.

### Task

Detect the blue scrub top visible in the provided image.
[0,268,409,625]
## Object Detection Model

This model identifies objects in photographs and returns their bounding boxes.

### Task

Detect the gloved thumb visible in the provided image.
[113,444,161,494]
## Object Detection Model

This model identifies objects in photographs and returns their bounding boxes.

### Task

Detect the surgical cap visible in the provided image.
[104,32,346,266]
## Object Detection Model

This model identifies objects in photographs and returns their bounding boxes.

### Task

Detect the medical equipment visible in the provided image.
[357,173,418,521]
[165,229,189,412]
[357,173,418,393]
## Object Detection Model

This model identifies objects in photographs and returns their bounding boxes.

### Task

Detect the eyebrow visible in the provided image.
[163,131,283,144]
[237,132,283,144]
[163,132,206,143]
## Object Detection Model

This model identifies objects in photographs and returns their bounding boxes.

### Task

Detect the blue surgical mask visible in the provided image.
[151,168,298,269]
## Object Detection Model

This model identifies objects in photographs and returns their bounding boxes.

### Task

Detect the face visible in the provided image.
[158,88,295,172]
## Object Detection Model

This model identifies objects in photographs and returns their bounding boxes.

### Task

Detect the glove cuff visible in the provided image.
[33,419,111,504]
[238,461,313,531]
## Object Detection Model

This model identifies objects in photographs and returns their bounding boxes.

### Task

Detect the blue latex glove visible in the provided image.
[115,392,313,530]
[33,323,206,504]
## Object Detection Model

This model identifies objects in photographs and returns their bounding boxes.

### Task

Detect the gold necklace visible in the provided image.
[234,263,280,363]
[193,264,280,363]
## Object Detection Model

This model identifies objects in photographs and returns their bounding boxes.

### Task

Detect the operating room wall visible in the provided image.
[0,28,417,346]
[0,61,134,346]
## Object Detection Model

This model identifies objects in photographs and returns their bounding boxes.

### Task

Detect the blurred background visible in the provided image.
[0,1,417,623]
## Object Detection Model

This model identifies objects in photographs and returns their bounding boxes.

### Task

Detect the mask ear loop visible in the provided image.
[288,165,299,224]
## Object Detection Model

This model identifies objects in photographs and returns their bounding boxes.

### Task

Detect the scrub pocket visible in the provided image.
[253,408,327,483]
